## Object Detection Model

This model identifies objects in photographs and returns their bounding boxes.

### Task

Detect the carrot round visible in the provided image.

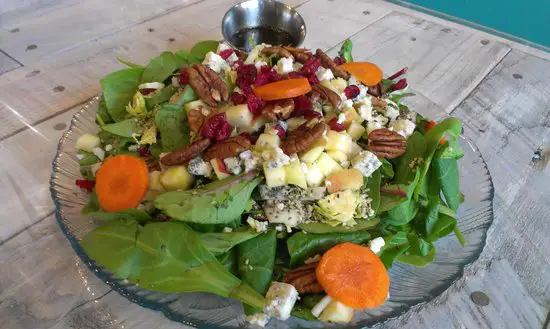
[316,242,390,309]
[253,78,312,101]
[95,155,150,212]
[340,62,383,87]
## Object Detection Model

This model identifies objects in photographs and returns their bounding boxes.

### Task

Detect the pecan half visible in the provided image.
[312,84,341,109]
[315,49,349,79]
[368,128,407,159]
[281,122,327,155]
[262,99,295,122]
[160,138,212,166]
[284,47,313,64]
[262,46,293,59]
[204,135,252,160]
[187,106,211,134]
[371,96,387,108]
[283,262,324,294]
[188,64,229,107]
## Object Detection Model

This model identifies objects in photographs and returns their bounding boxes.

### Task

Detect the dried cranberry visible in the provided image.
[232,60,244,69]
[140,88,157,96]
[300,58,322,76]
[202,113,233,141]
[75,179,95,193]
[219,49,234,60]
[328,118,347,132]
[274,125,286,140]
[255,66,282,86]
[333,56,346,65]
[391,78,408,91]
[247,94,266,115]
[344,85,360,99]
[388,67,408,81]
[231,92,247,105]
[307,74,320,85]
[236,64,257,83]
[236,78,253,95]
[292,95,313,116]
[287,72,304,79]
[179,68,189,85]
[137,146,151,157]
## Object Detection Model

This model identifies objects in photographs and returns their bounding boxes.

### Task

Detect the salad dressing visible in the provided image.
[230,27,296,52]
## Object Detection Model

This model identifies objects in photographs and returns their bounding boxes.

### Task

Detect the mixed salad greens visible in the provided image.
[75,38,465,326]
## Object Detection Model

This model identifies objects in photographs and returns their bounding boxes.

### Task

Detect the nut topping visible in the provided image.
[160,138,212,166]
[283,262,324,294]
[315,49,349,79]
[370,96,387,108]
[312,84,341,109]
[284,47,313,64]
[262,46,293,59]
[187,107,210,134]
[281,122,327,155]
[262,99,295,122]
[188,64,229,107]
[367,128,407,159]
[204,135,252,160]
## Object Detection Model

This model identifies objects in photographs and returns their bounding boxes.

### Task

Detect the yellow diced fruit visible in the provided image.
[299,136,328,163]
[349,142,363,159]
[76,133,100,153]
[263,164,286,188]
[326,130,353,154]
[343,107,364,125]
[319,300,354,323]
[240,115,268,134]
[183,99,208,114]
[160,166,194,191]
[284,160,307,189]
[331,78,348,93]
[320,80,339,94]
[256,133,280,149]
[149,170,165,191]
[305,163,325,187]
[210,159,231,180]
[315,152,343,176]
[325,168,364,193]
[326,150,348,163]
[225,104,253,128]
[347,121,367,141]
[286,117,307,131]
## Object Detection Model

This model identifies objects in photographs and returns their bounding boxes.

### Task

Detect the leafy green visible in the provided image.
[101,118,140,138]
[170,85,197,107]
[154,175,262,231]
[116,56,142,68]
[338,39,353,62]
[81,189,100,214]
[190,40,219,61]
[379,184,408,212]
[144,84,177,109]
[381,171,421,226]
[85,208,152,224]
[378,231,410,269]
[298,218,379,233]
[175,49,201,65]
[100,67,144,122]
[380,159,394,178]
[200,230,261,256]
[379,79,394,94]
[397,234,436,266]
[96,96,114,125]
[141,51,178,83]
[155,104,189,152]
[393,131,426,184]
[287,231,371,267]
[80,219,265,308]
[434,147,461,211]
[292,305,318,321]
[78,150,99,166]
[217,249,238,275]
[365,170,381,216]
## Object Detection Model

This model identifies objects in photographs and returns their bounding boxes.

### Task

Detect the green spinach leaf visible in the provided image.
[238,230,276,295]
[144,84,177,109]
[190,40,219,61]
[366,170,381,215]
[171,84,198,107]
[380,158,394,178]
[81,189,100,214]
[78,150,99,166]
[102,118,140,138]
[86,208,152,224]
[96,96,113,125]
[338,39,353,62]
[434,147,461,211]
[141,51,178,83]
[175,49,201,65]
[397,234,436,267]
[298,218,379,233]
[393,131,426,184]
[155,103,189,152]
[100,67,144,122]
[200,230,261,256]
[217,249,238,275]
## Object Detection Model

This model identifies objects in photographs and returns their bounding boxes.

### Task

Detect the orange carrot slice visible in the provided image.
[340,62,383,87]
[316,242,390,309]
[95,155,149,212]
[253,78,312,101]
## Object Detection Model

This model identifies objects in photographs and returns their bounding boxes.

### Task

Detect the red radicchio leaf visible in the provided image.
[391,78,408,91]
[388,67,408,81]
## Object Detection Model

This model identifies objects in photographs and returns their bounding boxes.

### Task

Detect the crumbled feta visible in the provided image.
[276,57,294,74]
[223,157,242,175]
[337,113,346,124]
[373,114,389,126]
[348,76,359,85]
[275,224,285,232]
[366,120,383,134]
[76,154,85,160]
[104,144,113,152]
[358,100,373,121]
[92,147,105,161]
[246,313,270,327]
[222,227,233,233]
[262,146,291,169]
[217,42,232,53]
[356,84,368,100]
[247,217,269,232]
[342,99,353,109]
[351,151,382,177]
[255,61,268,71]
[385,106,400,121]
[368,237,385,254]
[202,51,228,73]
[187,156,212,177]
[315,67,334,82]
[239,150,261,173]
[263,282,299,320]
[389,119,416,138]
[226,52,239,64]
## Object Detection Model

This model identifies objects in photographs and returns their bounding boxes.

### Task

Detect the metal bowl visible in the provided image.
[221,0,306,52]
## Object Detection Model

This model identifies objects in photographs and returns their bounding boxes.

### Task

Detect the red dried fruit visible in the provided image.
[388,67,408,81]
[137,146,151,157]
[179,68,189,85]
[344,85,360,99]
[247,93,266,115]
[256,66,282,86]
[139,88,157,96]
[287,72,304,79]
[231,92,247,105]
[202,113,233,141]
[328,118,347,132]
[76,179,95,193]
[219,49,234,60]
[274,125,286,140]
[391,78,408,91]
[292,95,322,120]
[301,58,322,75]
[333,56,346,65]
[308,74,320,85]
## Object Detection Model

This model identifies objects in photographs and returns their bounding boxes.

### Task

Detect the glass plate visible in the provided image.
[50,97,494,328]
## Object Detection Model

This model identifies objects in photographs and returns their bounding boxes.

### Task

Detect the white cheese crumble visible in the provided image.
[202,51,229,73]
[216,42,232,53]
[356,84,368,100]
[337,113,346,124]
[222,227,233,233]
[104,144,113,152]
[247,217,268,232]
[226,52,239,64]
[92,147,105,161]
[223,157,243,175]
[368,237,385,254]
[385,106,400,121]
[246,313,270,327]
[239,150,261,173]
[261,146,291,169]
[351,151,382,177]
[366,120,383,134]
[389,119,416,138]
[315,67,334,82]
[276,57,294,74]
[187,156,213,177]
[263,282,299,320]
[91,162,102,176]
[342,99,353,109]
[255,61,268,71]
[357,99,374,121]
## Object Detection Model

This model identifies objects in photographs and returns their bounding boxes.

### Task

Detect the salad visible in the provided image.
[75,38,465,326]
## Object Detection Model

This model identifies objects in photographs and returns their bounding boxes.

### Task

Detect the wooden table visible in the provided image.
[1,0,549,328]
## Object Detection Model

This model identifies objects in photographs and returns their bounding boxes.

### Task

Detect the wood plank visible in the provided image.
[0,49,21,75]
[0,0,389,139]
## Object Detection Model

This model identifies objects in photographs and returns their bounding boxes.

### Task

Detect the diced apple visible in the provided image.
[160,166,194,191]
[320,80,340,94]
[225,104,253,128]
[76,133,100,153]
[325,168,364,193]
[286,117,307,131]
[256,133,280,149]
[326,150,348,163]
[319,300,354,323]
[240,115,268,134]
[349,142,363,159]
[210,158,231,180]
[326,131,353,154]
[305,163,325,187]
[284,160,307,189]
[347,121,367,141]
[183,99,208,114]
[343,107,364,125]
[299,136,328,163]
[264,164,286,188]
[315,152,343,176]
[149,170,165,191]
[330,78,348,93]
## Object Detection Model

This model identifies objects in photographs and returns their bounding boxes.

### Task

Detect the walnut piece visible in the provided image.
[262,99,295,122]
[283,262,324,294]
[315,48,349,79]
[188,64,229,107]
[311,84,341,109]
[371,96,387,108]
[204,135,252,160]
[160,138,212,165]
[281,122,327,155]
[368,128,407,159]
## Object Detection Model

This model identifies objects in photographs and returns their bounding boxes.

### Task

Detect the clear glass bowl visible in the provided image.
[50,97,494,328]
